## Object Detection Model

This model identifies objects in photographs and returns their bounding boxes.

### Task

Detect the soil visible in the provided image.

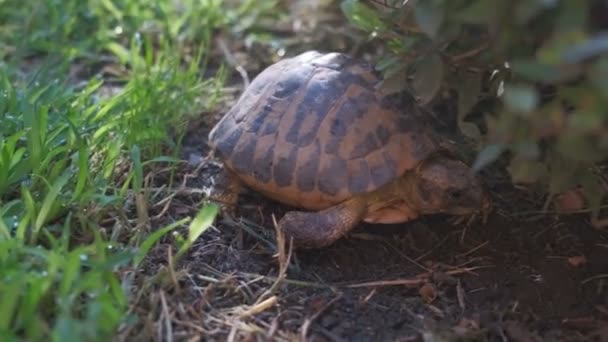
[131,119,608,342]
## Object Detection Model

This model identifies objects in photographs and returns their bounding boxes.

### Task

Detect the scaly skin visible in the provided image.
[278,196,368,248]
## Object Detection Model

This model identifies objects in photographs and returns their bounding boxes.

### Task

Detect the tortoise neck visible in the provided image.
[399,172,423,210]
[363,174,413,207]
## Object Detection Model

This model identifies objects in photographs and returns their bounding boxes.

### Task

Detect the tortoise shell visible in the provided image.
[207,51,442,210]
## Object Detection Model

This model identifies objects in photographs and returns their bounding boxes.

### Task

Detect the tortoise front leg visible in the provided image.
[208,168,242,216]
[278,197,367,248]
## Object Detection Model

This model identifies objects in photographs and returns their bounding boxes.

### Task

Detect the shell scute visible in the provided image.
[214,125,243,160]
[295,140,321,192]
[251,142,275,183]
[323,136,341,156]
[231,135,257,174]
[368,150,398,188]
[328,115,348,138]
[318,156,349,196]
[349,132,380,160]
[285,71,347,147]
[247,102,274,134]
[273,145,299,187]
[348,160,371,194]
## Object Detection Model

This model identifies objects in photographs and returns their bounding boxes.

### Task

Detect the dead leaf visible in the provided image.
[555,188,586,211]
[307,296,328,312]
[567,255,587,267]
[419,283,437,303]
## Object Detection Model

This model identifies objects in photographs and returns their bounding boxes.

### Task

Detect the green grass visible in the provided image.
[0,0,281,62]
[0,0,281,340]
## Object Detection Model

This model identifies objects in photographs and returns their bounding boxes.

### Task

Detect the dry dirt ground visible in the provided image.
[126,114,608,341]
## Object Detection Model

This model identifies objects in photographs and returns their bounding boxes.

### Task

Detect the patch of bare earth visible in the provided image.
[119,117,608,342]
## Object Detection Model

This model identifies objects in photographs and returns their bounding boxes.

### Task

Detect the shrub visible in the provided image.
[341,0,608,222]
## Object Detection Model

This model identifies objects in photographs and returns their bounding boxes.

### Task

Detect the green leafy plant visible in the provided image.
[0,0,271,338]
[341,0,608,222]
[0,65,223,340]
[0,0,285,338]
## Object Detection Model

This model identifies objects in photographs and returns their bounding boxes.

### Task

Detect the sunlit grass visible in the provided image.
[0,0,281,339]
[0,53,219,340]
[0,0,282,63]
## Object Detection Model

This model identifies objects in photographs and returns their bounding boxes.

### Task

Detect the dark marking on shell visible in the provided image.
[215,126,243,158]
[273,146,299,187]
[370,161,397,188]
[318,157,348,196]
[329,116,348,137]
[261,116,280,136]
[285,80,328,146]
[284,61,378,145]
[231,136,257,174]
[375,125,390,145]
[296,140,321,191]
[349,132,379,159]
[349,160,370,193]
[252,143,275,183]
[248,102,274,133]
[287,75,346,147]
[323,137,341,155]
[332,96,366,127]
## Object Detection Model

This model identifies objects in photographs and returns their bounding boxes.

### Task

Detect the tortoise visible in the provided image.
[207,51,491,248]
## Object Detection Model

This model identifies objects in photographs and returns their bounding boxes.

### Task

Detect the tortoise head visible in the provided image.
[406,155,491,217]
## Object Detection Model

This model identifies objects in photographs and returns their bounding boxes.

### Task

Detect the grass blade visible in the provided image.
[133,217,190,268]
[175,203,219,260]
[130,145,143,193]
[34,170,71,233]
